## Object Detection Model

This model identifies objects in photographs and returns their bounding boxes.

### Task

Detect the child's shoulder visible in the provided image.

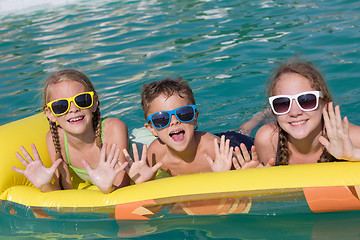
[102,117,128,133]
[255,122,278,146]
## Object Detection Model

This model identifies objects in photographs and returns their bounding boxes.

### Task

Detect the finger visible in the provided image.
[224,139,230,156]
[15,151,29,166]
[251,145,259,162]
[343,116,350,138]
[122,149,133,167]
[228,146,234,161]
[19,146,34,163]
[232,156,241,170]
[132,143,140,162]
[234,146,245,167]
[334,105,344,137]
[206,154,214,166]
[328,102,337,130]
[322,105,333,138]
[11,166,25,175]
[107,144,117,163]
[111,148,121,168]
[220,135,226,153]
[151,162,163,172]
[31,144,41,161]
[100,143,108,163]
[265,158,276,167]
[141,144,147,162]
[49,159,62,173]
[82,159,93,172]
[240,143,251,162]
[114,162,128,174]
[319,136,330,150]
[214,138,220,157]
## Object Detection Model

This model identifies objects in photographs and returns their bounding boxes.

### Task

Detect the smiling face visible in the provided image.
[45,80,98,136]
[272,72,325,141]
[145,93,198,153]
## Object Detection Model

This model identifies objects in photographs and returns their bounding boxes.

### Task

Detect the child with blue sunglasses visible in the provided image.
[123,78,262,183]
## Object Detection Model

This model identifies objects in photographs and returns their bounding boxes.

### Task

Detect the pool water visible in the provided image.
[1,0,360,239]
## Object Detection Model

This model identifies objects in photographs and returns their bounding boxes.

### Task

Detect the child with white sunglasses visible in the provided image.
[12,69,130,193]
[255,60,360,166]
[122,78,261,183]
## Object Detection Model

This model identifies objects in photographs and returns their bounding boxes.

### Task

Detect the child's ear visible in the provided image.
[92,95,99,112]
[144,122,158,137]
[45,107,57,123]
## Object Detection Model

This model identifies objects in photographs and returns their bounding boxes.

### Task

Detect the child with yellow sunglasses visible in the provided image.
[12,69,130,193]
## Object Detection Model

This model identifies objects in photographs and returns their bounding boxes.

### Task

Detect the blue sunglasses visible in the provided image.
[146,105,197,129]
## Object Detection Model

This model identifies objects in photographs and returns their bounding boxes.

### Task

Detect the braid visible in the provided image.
[276,123,290,165]
[318,125,336,163]
[93,105,102,149]
[48,119,63,161]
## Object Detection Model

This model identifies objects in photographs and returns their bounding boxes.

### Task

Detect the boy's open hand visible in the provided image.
[207,135,234,172]
[123,143,163,184]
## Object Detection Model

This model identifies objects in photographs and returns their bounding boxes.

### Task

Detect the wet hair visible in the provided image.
[141,77,196,119]
[267,60,335,165]
[43,69,102,163]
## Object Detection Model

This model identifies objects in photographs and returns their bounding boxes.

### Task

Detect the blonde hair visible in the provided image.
[267,60,335,165]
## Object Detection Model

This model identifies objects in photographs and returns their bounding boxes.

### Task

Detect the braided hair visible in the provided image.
[267,60,335,165]
[43,69,102,164]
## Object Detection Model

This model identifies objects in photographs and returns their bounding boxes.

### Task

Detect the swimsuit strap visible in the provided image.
[64,118,106,173]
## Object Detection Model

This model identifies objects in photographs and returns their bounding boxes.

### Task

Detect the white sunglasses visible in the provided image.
[269,91,323,115]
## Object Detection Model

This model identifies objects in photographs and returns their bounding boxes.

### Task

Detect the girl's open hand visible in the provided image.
[123,143,163,184]
[12,144,62,189]
[83,143,128,193]
[207,135,234,172]
[319,102,360,161]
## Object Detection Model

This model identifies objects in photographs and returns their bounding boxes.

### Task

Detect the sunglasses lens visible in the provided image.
[75,93,93,108]
[272,97,290,114]
[298,93,317,110]
[151,112,170,129]
[51,100,69,115]
[176,106,195,122]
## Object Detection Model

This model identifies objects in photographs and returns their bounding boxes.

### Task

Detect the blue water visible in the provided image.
[1,0,360,239]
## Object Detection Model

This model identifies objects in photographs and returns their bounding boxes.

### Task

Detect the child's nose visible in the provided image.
[288,99,302,116]
[68,101,80,113]
[169,114,179,125]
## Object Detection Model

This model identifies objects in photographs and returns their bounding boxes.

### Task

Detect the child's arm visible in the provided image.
[123,143,163,184]
[319,102,360,161]
[11,144,62,192]
[254,123,277,166]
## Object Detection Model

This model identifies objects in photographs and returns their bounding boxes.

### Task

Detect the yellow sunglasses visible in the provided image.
[46,91,94,116]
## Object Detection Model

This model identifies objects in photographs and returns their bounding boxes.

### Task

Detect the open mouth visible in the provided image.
[68,116,85,123]
[169,130,185,142]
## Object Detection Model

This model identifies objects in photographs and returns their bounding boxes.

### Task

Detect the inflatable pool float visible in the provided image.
[1,114,360,222]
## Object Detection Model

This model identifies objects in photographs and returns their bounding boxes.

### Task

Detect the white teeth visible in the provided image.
[68,116,84,122]
[291,120,306,126]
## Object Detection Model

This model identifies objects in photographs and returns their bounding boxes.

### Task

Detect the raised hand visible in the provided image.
[207,135,234,172]
[232,144,275,170]
[319,102,360,161]
[123,143,163,184]
[83,143,128,193]
[12,144,62,190]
